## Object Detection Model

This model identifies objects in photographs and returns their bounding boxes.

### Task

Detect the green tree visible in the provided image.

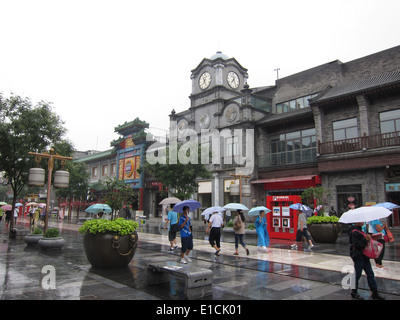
[0,93,67,230]
[140,144,212,199]
[301,186,331,216]
[101,178,138,219]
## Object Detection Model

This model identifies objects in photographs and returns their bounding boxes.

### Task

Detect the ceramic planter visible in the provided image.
[308,223,341,243]
[83,231,138,269]
[24,233,43,246]
[38,237,65,250]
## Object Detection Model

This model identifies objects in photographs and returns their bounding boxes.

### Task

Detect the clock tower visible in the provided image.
[173,51,249,133]
[169,52,266,212]
[190,51,248,107]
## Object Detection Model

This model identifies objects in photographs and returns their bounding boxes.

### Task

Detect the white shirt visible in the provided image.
[209,213,224,228]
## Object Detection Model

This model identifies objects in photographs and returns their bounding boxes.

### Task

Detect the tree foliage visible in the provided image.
[101,178,138,218]
[0,93,67,228]
[140,144,212,199]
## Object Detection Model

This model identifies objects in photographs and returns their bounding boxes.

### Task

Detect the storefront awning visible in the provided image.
[251,175,321,190]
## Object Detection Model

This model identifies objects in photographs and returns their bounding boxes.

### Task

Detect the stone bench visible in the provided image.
[145,261,213,299]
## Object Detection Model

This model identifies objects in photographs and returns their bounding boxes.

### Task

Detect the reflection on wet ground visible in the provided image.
[0,219,399,300]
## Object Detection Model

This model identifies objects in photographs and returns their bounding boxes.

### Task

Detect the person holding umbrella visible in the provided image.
[164,204,179,252]
[255,210,269,252]
[339,206,390,300]
[179,206,193,264]
[349,222,385,300]
[233,210,249,256]
[291,210,314,250]
[206,210,224,256]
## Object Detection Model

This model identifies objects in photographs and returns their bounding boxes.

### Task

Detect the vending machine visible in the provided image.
[266,195,301,240]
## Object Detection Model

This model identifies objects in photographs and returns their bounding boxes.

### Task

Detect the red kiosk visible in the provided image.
[266,195,301,240]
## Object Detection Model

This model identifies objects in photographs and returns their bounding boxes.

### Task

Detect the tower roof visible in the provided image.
[209,51,229,60]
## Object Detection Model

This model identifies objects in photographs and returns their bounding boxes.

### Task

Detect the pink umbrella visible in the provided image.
[2,205,12,211]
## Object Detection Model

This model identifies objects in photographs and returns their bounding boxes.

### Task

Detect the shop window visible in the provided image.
[336,184,362,216]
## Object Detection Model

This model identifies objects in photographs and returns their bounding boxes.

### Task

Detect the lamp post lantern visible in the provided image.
[28,148,72,232]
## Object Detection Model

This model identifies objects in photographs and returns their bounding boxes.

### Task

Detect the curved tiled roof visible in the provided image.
[311,70,400,104]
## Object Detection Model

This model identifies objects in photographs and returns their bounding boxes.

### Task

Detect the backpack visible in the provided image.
[233,218,242,231]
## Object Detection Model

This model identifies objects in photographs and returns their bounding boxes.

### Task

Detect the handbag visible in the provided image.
[353,229,383,259]
[385,227,395,243]
[363,238,383,259]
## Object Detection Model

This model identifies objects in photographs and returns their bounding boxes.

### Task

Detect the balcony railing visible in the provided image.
[318,131,400,155]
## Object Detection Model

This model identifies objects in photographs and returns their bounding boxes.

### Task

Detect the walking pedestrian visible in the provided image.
[255,210,269,252]
[349,222,385,300]
[5,210,11,226]
[364,219,387,268]
[233,210,249,256]
[291,210,313,250]
[14,207,19,225]
[164,204,179,252]
[0,207,3,223]
[206,211,224,256]
[179,206,193,264]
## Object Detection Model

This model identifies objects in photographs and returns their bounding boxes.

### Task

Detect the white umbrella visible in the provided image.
[159,197,181,205]
[339,206,392,224]
[201,206,225,220]
[201,206,226,216]
[223,203,249,211]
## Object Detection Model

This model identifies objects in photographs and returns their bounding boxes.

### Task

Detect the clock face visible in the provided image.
[227,71,240,89]
[199,72,211,90]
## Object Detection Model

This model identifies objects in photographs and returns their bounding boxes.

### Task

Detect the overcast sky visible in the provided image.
[0,0,399,151]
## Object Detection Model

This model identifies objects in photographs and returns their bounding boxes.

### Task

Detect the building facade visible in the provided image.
[75,45,400,231]
[173,45,400,231]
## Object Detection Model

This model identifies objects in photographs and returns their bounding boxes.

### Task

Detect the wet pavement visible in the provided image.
[0,217,399,302]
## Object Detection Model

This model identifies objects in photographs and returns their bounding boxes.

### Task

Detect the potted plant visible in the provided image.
[24,228,43,246]
[38,228,65,250]
[307,215,341,243]
[79,218,139,269]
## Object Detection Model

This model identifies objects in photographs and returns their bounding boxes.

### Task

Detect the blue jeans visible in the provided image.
[235,234,246,249]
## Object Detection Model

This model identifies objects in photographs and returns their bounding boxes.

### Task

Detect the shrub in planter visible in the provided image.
[79,218,139,269]
[307,215,341,243]
[24,228,43,246]
[38,228,65,250]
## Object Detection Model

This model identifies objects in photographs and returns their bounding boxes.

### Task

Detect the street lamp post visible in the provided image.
[28,148,72,232]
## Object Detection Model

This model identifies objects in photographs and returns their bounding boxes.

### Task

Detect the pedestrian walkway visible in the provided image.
[0,217,398,300]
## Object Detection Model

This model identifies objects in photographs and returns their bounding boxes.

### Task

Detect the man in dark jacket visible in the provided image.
[349,222,385,300]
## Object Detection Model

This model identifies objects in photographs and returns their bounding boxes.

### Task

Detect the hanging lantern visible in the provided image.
[53,170,69,188]
[242,185,251,197]
[28,168,45,187]
[230,183,239,196]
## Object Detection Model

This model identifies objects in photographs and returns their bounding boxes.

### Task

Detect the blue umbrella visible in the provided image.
[85,203,112,214]
[223,203,249,211]
[289,203,311,211]
[173,199,201,213]
[373,202,400,210]
[248,206,271,216]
